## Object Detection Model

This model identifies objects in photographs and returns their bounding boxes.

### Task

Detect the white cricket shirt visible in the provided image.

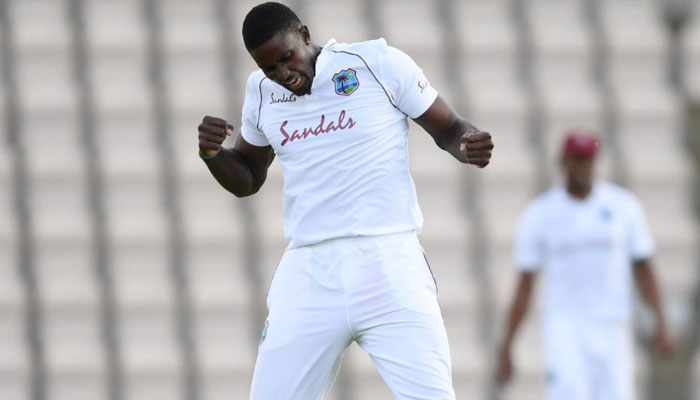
[241,39,438,248]
[515,181,655,321]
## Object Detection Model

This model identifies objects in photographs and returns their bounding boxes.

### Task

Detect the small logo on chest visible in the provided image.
[280,110,356,146]
[332,68,359,96]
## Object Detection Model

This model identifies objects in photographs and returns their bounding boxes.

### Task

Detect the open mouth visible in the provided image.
[284,75,304,91]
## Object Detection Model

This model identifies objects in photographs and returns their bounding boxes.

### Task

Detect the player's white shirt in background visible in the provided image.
[515,180,655,322]
[241,38,438,248]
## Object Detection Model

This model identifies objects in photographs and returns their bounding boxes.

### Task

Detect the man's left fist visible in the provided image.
[460,131,493,168]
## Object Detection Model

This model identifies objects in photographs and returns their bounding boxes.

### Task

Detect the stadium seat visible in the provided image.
[120,307,184,400]
[200,373,251,400]
[0,81,6,144]
[0,148,17,291]
[693,350,700,397]
[17,70,80,164]
[12,0,76,143]
[86,0,152,147]
[615,82,685,183]
[85,0,146,54]
[161,0,219,54]
[0,309,30,400]
[304,0,370,45]
[161,0,226,116]
[683,3,700,101]
[601,0,670,89]
[528,1,593,87]
[10,4,107,398]
[0,148,25,400]
[88,0,154,167]
[34,225,98,325]
[14,0,92,298]
[25,151,97,348]
[94,110,159,181]
[184,239,249,310]
[43,308,108,400]
[90,21,158,195]
[104,173,172,315]
[378,0,442,56]
[10,0,70,56]
[455,0,519,87]
[180,175,250,312]
[195,307,255,400]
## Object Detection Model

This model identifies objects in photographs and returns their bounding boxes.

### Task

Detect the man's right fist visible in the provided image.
[198,115,233,156]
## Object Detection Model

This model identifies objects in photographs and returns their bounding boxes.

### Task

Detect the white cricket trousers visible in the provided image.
[544,315,634,400]
[249,231,456,400]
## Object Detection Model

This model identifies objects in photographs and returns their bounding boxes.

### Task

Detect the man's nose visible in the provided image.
[276,64,291,81]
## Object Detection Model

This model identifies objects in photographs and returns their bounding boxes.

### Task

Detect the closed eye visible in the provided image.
[260,52,292,73]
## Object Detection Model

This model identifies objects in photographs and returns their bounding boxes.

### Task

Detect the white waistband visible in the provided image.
[297,230,418,249]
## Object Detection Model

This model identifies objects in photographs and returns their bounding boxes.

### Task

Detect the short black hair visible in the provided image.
[242,2,302,50]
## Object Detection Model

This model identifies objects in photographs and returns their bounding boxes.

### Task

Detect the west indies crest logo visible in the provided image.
[332,68,359,96]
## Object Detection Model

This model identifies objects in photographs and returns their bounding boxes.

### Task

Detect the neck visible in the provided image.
[310,44,322,74]
[567,182,592,200]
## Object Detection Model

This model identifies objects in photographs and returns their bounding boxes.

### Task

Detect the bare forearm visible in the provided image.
[501,294,529,350]
[634,260,668,331]
[413,96,493,167]
[500,274,535,351]
[434,117,480,163]
[203,147,262,197]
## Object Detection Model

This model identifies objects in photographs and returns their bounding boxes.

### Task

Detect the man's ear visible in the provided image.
[300,25,310,44]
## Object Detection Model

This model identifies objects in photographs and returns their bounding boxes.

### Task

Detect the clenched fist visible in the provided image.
[459,131,493,168]
[198,115,233,157]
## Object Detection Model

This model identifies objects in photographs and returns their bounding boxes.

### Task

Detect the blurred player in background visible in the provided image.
[495,130,674,400]
[197,2,493,399]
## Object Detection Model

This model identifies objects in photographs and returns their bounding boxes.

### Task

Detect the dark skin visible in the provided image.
[198,26,493,197]
[495,154,676,385]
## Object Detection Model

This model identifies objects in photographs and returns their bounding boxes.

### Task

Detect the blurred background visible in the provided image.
[1,0,699,399]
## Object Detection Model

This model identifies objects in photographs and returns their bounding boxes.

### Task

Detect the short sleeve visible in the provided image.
[515,201,545,271]
[627,194,655,260]
[240,72,270,147]
[378,43,438,118]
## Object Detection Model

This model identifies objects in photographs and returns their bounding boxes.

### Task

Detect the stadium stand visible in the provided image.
[685,2,700,102]
[0,0,698,399]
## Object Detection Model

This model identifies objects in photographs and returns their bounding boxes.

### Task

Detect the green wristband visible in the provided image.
[199,148,222,160]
